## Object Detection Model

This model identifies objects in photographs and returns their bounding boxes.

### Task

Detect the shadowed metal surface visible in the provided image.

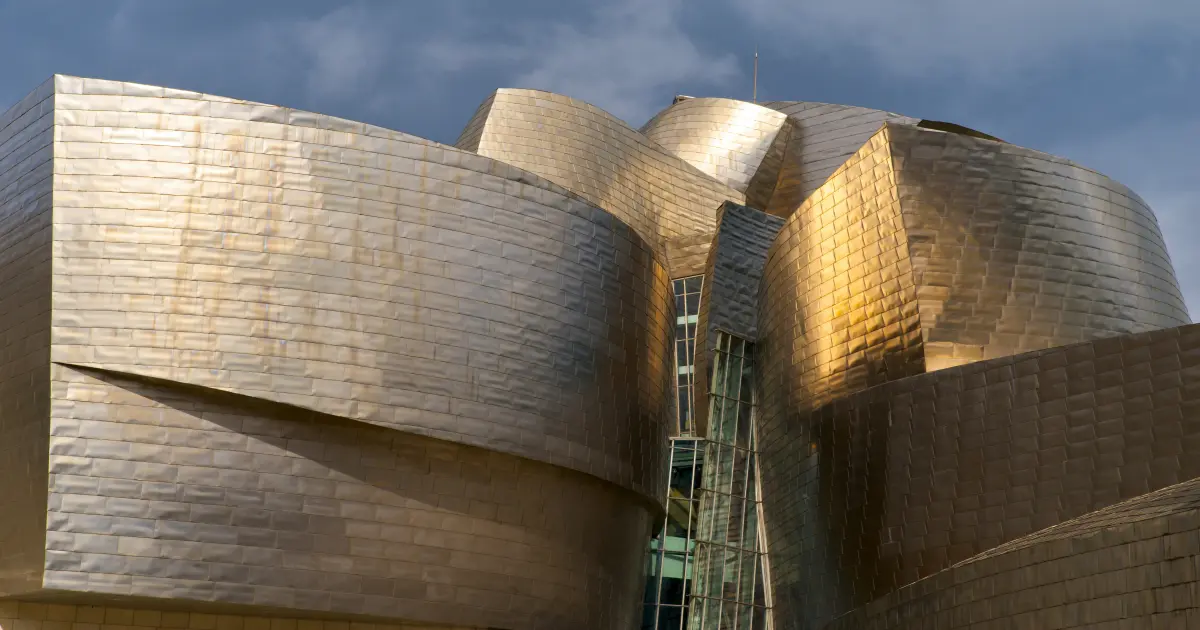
[757,323,1200,629]
[0,602,476,630]
[640,98,787,200]
[0,77,54,599]
[455,88,744,274]
[828,473,1200,629]
[693,202,784,436]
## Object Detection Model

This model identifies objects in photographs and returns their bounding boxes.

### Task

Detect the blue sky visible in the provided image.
[3,0,1199,313]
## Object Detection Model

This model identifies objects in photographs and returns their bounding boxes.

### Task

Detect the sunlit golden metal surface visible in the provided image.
[757,122,1193,629]
[456,88,744,274]
[758,323,1200,629]
[758,101,918,216]
[0,75,671,628]
[640,97,788,198]
[758,122,1189,416]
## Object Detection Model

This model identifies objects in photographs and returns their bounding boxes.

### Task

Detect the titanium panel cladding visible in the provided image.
[0,74,678,629]
[758,127,925,416]
[829,474,1200,629]
[49,76,673,503]
[0,77,54,598]
[45,366,651,629]
[455,88,744,272]
[758,101,918,216]
[758,123,1189,417]
[757,323,1200,629]
[887,123,1189,368]
[693,202,784,436]
[640,98,788,197]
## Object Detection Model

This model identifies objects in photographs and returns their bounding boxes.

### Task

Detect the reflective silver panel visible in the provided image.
[47,365,651,628]
[0,75,674,629]
[456,88,744,274]
[641,98,787,198]
[50,76,673,503]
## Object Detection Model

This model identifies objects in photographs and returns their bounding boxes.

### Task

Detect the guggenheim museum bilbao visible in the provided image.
[3,74,1200,630]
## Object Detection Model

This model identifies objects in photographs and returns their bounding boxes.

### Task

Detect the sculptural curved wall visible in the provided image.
[827,473,1200,629]
[455,88,744,270]
[756,322,1200,629]
[49,76,673,503]
[0,74,681,630]
[896,122,1189,366]
[758,122,1189,416]
[640,97,788,198]
[758,126,925,416]
[758,101,918,215]
[45,365,651,629]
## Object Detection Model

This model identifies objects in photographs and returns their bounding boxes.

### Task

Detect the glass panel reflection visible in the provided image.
[689,332,773,630]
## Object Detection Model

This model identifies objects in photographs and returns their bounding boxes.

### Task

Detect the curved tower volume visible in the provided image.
[0,76,676,630]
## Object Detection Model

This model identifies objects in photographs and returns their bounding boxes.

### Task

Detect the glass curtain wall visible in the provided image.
[689,332,772,629]
[642,438,703,629]
[645,283,773,629]
[674,276,702,435]
[642,276,705,629]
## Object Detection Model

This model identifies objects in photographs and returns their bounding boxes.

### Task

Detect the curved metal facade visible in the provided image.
[758,101,918,216]
[48,366,652,629]
[0,75,675,630]
[757,322,1200,628]
[455,89,744,273]
[1,75,1199,630]
[827,473,1200,628]
[640,98,788,198]
[49,77,673,503]
[0,77,53,599]
[758,122,1189,416]
[756,122,1192,628]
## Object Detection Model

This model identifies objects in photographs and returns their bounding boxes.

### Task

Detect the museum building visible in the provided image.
[1,76,1200,630]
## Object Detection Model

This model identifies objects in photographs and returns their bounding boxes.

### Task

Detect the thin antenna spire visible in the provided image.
[753,46,758,103]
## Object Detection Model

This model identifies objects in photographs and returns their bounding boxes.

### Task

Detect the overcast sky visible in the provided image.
[3,0,1198,314]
